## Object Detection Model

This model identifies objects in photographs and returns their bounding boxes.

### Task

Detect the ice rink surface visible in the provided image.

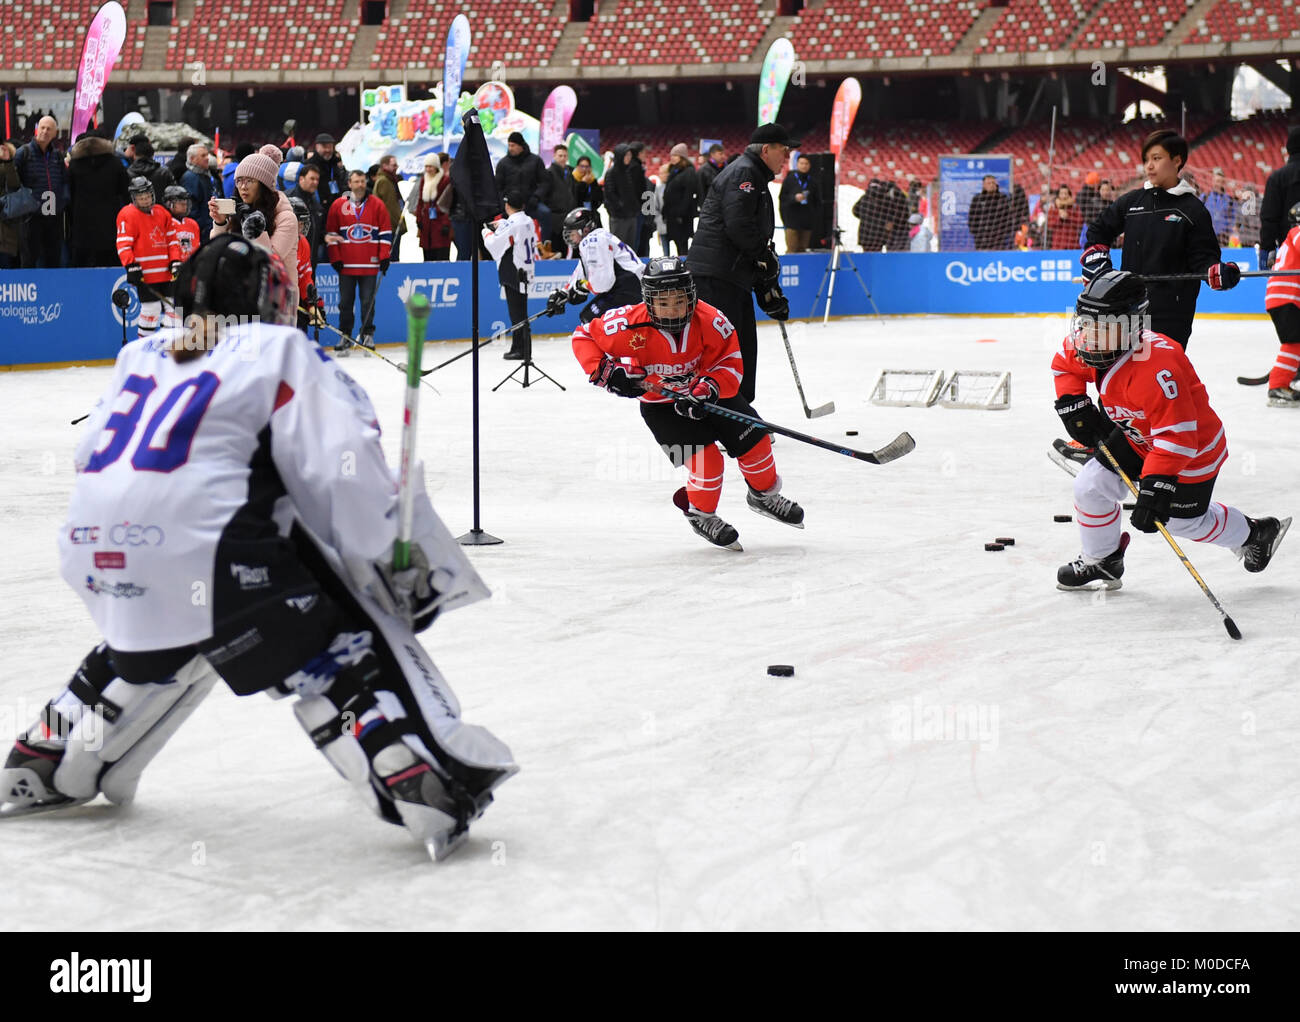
[1,313,1296,931]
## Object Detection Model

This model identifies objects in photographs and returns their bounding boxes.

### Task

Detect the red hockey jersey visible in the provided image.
[116,204,181,284]
[1265,224,1300,311]
[572,300,745,405]
[172,216,200,262]
[296,234,315,300]
[325,193,391,276]
[1052,330,1227,482]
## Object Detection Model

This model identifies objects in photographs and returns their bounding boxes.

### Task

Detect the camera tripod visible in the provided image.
[810,226,881,325]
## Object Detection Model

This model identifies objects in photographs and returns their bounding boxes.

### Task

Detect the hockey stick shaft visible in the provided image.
[394,293,432,572]
[777,321,835,418]
[644,381,913,464]
[420,308,551,376]
[302,307,441,395]
[1072,269,1300,284]
[1095,441,1241,639]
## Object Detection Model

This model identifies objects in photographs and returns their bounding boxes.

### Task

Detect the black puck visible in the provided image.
[985,542,1004,551]
[1053,514,1072,523]
[995,537,1015,546]
[767,664,794,677]
[845,430,858,436]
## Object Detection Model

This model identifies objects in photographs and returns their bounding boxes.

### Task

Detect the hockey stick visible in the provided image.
[1237,374,1270,387]
[1047,439,1136,507]
[1095,440,1241,640]
[777,321,835,418]
[412,308,551,377]
[304,309,441,395]
[645,381,914,464]
[1072,269,1300,285]
[394,292,432,572]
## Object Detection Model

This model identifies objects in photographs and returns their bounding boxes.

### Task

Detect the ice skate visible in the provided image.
[673,486,742,550]
[1057,532,1129,591]
[0,736,90,819]
[746,480,805,528]
[1238,516,1291,573]
[335,340,352,358]
[1267,387,1300,408]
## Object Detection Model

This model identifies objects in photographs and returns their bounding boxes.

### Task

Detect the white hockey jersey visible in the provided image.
[569,228,644,295]
[482,210,539,293]
[60,324,486,652]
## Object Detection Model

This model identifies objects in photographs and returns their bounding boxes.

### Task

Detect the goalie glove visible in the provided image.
[369,543,450,633]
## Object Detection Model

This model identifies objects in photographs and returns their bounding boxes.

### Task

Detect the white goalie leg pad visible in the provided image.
[56,656,219,805]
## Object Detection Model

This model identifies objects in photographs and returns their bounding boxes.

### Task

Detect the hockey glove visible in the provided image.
[673,376,720,420]
[1080,243,1112,282]
[1207,261,1240,290]
[1054,393,1108,447]
[1130,474,1177,534]
[517,267,530,285]
[1260,248,1277,271]
[241,209,267,240]
[755,280,790,321]
[169,260,182,279]
[373,542,441,633]
[568,280,590,304]
[590,354,647,398]
[379,258,390,275]
[125,262,144,286]
[754,241,780,282]
[545,288,569,317]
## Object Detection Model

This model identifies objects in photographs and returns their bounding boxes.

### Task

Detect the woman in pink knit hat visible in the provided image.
[208,143,300,312]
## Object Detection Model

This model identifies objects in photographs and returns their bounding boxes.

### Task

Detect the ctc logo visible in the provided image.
[110,522,164,547]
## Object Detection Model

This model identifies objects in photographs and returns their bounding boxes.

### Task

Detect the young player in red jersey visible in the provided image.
[1263,201,1300,406]
[163,186,200,263]
[290,195,324,332]
[1052,271,1290,590]
[116,177,182,336]
[572,256,804,551]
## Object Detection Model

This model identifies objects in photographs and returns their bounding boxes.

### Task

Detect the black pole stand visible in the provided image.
[457,235,503,546]
[492,312,566,392]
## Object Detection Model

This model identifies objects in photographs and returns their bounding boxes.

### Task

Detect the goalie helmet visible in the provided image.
[641,255,697,334]
[128,176,154,209]
[162,185,190,216]
[561,207,599,248]
[176,235,293,329]
[288,195,312,235]
[1071,269,1150,370]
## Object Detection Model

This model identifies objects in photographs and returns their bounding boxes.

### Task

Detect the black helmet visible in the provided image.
[642,255,696,333]
[288,195,312,234]
[162,185,190,213]
[1072,270,1150,370]
[176,235,292,328]
[1288,200,1300,229]
[562,207,599,248]
[128,176,154,206]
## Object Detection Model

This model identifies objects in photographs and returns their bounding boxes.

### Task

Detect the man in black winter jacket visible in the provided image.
[1259,125,1300,266]
[125,136,175,198]
[546,144,576,251]
[687,122,797,402]
[1082,129,1239,349]
[968,175,1011,250]
[494,132,552,244]
[605,142,646,249]
[14,115,68,268]
[662,143,699,256]
[67,128,130,267]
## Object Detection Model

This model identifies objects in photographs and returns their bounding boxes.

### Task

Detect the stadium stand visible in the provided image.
[785,0,987,60]
[165,0,358,72]
[370,0,565,70]
[1,0,148,72]
[1073,0,1197,49]
[975,0,1094,54]
[1185,0,1300,44]
[575,0,769,66]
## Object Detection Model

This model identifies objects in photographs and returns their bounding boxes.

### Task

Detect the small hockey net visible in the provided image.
[939,370,1011,410]
[869,369,945,407]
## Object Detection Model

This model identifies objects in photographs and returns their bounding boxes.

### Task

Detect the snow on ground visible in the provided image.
[0,314,1297,931]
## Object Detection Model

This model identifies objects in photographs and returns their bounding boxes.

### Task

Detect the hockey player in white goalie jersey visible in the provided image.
[544,207,645,324]
[0,235,516,861]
